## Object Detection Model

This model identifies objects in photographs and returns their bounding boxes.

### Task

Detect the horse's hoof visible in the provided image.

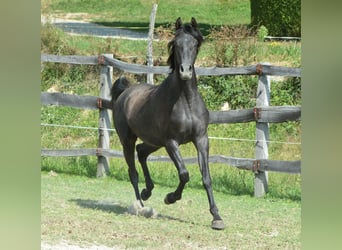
[164,195,171,204]
[164,193,176,205]
[141,189,152,201]
[211,220,225,230]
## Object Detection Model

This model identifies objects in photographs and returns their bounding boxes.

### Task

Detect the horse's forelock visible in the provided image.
[183,24,203,47]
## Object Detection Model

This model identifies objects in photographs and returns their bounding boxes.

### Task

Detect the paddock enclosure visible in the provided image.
[41,53,301,197]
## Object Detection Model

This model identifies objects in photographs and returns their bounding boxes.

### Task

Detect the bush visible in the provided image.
[271,77,301,106]
[257,25,268,42]
[198,75,258,110]
[250,0,301,37]
[41,24,100,91]
[198,75,301,111]
[208,25,257,66]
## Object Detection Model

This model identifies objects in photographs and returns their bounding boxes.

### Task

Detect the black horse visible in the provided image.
[111,17,224,230]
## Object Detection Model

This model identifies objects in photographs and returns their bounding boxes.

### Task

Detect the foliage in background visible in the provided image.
[208,25,257,66]
[257,25,268,41]
[198,76,257,110]
[250,0,301,37]
[271,77,301,106]
[199,76,301,111]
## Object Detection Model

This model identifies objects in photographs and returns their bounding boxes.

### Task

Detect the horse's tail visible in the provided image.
[111,76,131,103]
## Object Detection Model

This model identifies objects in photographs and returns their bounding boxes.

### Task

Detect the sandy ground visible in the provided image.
[41,241,118,250]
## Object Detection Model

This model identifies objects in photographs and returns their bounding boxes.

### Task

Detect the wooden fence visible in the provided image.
[41,53,301,197]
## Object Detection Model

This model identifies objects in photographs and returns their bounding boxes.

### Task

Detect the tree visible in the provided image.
[250,0,301,37]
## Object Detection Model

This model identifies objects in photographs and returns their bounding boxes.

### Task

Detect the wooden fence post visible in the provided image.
[146,3,158,85]
[254,63,270,197]
[97,54,113,177]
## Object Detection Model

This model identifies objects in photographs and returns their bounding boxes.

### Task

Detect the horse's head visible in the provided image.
[168,17,203,80]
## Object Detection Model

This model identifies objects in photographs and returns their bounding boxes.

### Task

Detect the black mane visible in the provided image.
[167,20,203,72]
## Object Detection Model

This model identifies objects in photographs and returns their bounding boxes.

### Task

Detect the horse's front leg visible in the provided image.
[194,135,225,230]
[164,140,189,204]
[136,143,160,200]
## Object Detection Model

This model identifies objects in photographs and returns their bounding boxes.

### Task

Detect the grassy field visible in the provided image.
[42,0,251,29]
[41,171,301,249]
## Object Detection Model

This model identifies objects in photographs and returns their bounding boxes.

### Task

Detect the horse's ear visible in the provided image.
[175,17,183,30]
[191,17,198,28]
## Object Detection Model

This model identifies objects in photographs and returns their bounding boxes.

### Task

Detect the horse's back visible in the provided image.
[113,83,156,125]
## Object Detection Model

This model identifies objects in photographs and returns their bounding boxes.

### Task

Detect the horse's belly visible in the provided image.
[129,117,192,147]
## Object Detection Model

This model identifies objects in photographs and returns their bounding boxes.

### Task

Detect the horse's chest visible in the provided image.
[169,105,202,139]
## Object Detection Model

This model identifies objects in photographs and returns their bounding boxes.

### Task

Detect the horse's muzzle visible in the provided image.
[179,64,193,80]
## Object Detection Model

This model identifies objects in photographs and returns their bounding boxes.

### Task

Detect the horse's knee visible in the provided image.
[202,175,212,189]
[180,170,189,183]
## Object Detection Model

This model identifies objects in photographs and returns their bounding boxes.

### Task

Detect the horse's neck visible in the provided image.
[171,72,198,100]
[155,70,201,112]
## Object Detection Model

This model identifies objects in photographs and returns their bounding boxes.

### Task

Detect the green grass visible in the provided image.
[43,0,251,31]
[41,171,300,249]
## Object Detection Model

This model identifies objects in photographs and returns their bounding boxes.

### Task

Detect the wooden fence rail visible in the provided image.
[41,54,301,77]
[41,148,300,174]
[41,53,301,197]
[41,92,301,124]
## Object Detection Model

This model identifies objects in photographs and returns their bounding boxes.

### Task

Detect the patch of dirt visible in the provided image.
[57,12,100,22]
[41,241,118,250]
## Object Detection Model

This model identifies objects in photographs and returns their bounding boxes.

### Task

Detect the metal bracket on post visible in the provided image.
[98,55,105,65]
[252,160,261,173]
[253,107,262,121]
[256,63,263,76]
[97,98,103,109]
[96,148,102,157]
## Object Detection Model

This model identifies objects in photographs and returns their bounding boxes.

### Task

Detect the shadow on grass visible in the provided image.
[70,199,127,215]
[156,213,194,226]
[70,198,200,226]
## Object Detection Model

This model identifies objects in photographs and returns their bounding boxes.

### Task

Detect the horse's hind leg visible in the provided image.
[136,143,160,201]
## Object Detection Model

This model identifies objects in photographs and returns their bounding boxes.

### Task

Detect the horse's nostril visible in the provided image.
[180,65,184,72]
[189,65,192,71]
